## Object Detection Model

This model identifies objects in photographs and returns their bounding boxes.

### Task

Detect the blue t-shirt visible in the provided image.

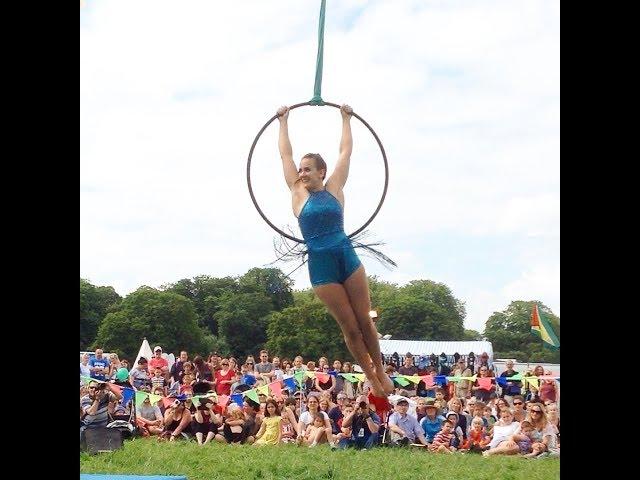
[419,415,446,442]
[88,357,110,381]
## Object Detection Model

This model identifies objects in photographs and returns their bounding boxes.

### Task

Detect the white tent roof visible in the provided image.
[379,339,494,359]
[134,338,153,367]
[133,338,175,369]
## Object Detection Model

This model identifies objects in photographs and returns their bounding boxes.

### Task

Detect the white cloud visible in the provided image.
[81,0,559,333]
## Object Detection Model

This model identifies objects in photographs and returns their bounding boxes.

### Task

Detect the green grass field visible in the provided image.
[80,438,560,480]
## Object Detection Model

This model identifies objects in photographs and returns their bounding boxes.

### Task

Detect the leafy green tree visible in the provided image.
[483,300,560,363]
[376,280,465,340]
[463,329,483,341]
[80,278,122,350]
[368,276,399,313]
[93,286,206,360]
[266,295,351,362]
[214,290,274,359]
[162,275,237,335]
[238,268,294,311]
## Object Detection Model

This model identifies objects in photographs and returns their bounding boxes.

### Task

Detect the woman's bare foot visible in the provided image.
[380,372,395,394]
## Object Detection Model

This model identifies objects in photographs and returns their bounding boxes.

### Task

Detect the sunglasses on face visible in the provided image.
[530,409,542,413]
[513,402,523,405]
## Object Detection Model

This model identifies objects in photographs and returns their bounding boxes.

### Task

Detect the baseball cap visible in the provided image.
[154,346,162,352]
[395,398,409,405]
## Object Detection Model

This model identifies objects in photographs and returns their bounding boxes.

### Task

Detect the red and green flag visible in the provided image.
[530,304,560,349]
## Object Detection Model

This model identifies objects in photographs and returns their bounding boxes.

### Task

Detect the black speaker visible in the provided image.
[83,427,123,454]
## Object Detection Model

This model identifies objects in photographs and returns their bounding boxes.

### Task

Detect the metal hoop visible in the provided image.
[246,101,389,243]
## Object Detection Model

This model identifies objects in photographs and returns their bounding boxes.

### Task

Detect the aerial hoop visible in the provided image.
[246,101,389,243]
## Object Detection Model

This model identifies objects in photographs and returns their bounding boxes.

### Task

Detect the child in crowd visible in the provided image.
[462,417,490,453]
[444,411,464,449]
[254,399,282,446]
[434,388,447,415]
[472,401,489,428]
[223,407,246,444]
[180,374,194,395]
[428,420,456,453]
[230,372,244,393]
[303,413,327,448]
[510,420,535,456]
[334,404,354,443]
[151,368,167,396]
[483,405,497,434]
[280,409,297,443]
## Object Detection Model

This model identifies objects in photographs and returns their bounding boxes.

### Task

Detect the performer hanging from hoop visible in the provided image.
[277,104,394,399]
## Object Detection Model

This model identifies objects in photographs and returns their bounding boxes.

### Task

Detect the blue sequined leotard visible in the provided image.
[298,189,362,286]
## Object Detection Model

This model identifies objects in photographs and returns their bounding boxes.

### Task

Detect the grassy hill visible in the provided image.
[80,438,560,480]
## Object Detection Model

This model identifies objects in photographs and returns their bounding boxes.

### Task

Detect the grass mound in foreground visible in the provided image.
[80,438,560,480]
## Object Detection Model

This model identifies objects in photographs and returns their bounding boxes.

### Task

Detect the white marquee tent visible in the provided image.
[379,339,494,361]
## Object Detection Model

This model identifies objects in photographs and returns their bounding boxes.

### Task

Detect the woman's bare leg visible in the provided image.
[343,266,394,394]
[314,283,387,397]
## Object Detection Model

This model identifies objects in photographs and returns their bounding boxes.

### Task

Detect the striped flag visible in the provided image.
[531,304,560,349]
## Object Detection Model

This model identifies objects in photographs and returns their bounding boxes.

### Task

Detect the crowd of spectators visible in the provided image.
[80,348,559,457]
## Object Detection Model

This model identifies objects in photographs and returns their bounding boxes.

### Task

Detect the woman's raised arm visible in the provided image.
[326,104,353,191]
[277,106,299,189]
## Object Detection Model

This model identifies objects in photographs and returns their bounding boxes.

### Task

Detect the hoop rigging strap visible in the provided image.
[246,101,389,244]
[246,1,389,244]
[310,0,326,105]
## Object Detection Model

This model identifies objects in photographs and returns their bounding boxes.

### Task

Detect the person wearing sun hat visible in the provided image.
[418,399,446,443]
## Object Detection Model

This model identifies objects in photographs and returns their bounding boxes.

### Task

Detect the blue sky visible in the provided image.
[80,0,560,333]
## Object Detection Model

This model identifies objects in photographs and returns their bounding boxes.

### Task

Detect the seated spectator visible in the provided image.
[192,397,223,445]
[230,372,245,394]
[418,400,445,443]
[223,407,247,444]
[180,374,195,396]
[192,355,214,390]
[388,398,429,446]
[129,357,150,391]
[447,397,469,442]
[279,408,297,443]
[462,417,490,453]
[136,395,164,437]
[296,394,333,447]
[151,368,167,396]
[510,420,535,456]
[434,388,447,415]
[512,395,527,422]
[482,408,521,456]
[334,404,354,443]
[254,399,282,446]
[159,395,192,441]
[472,401,489,428]
[444,411,464,449]
[80,380,123,434]
[428,419,456,453]
[328,393,349,435]
[337,399,380,450]
[484,405,497,434]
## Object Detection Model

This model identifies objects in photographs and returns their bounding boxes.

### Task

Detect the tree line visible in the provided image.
[80,268,559,363]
